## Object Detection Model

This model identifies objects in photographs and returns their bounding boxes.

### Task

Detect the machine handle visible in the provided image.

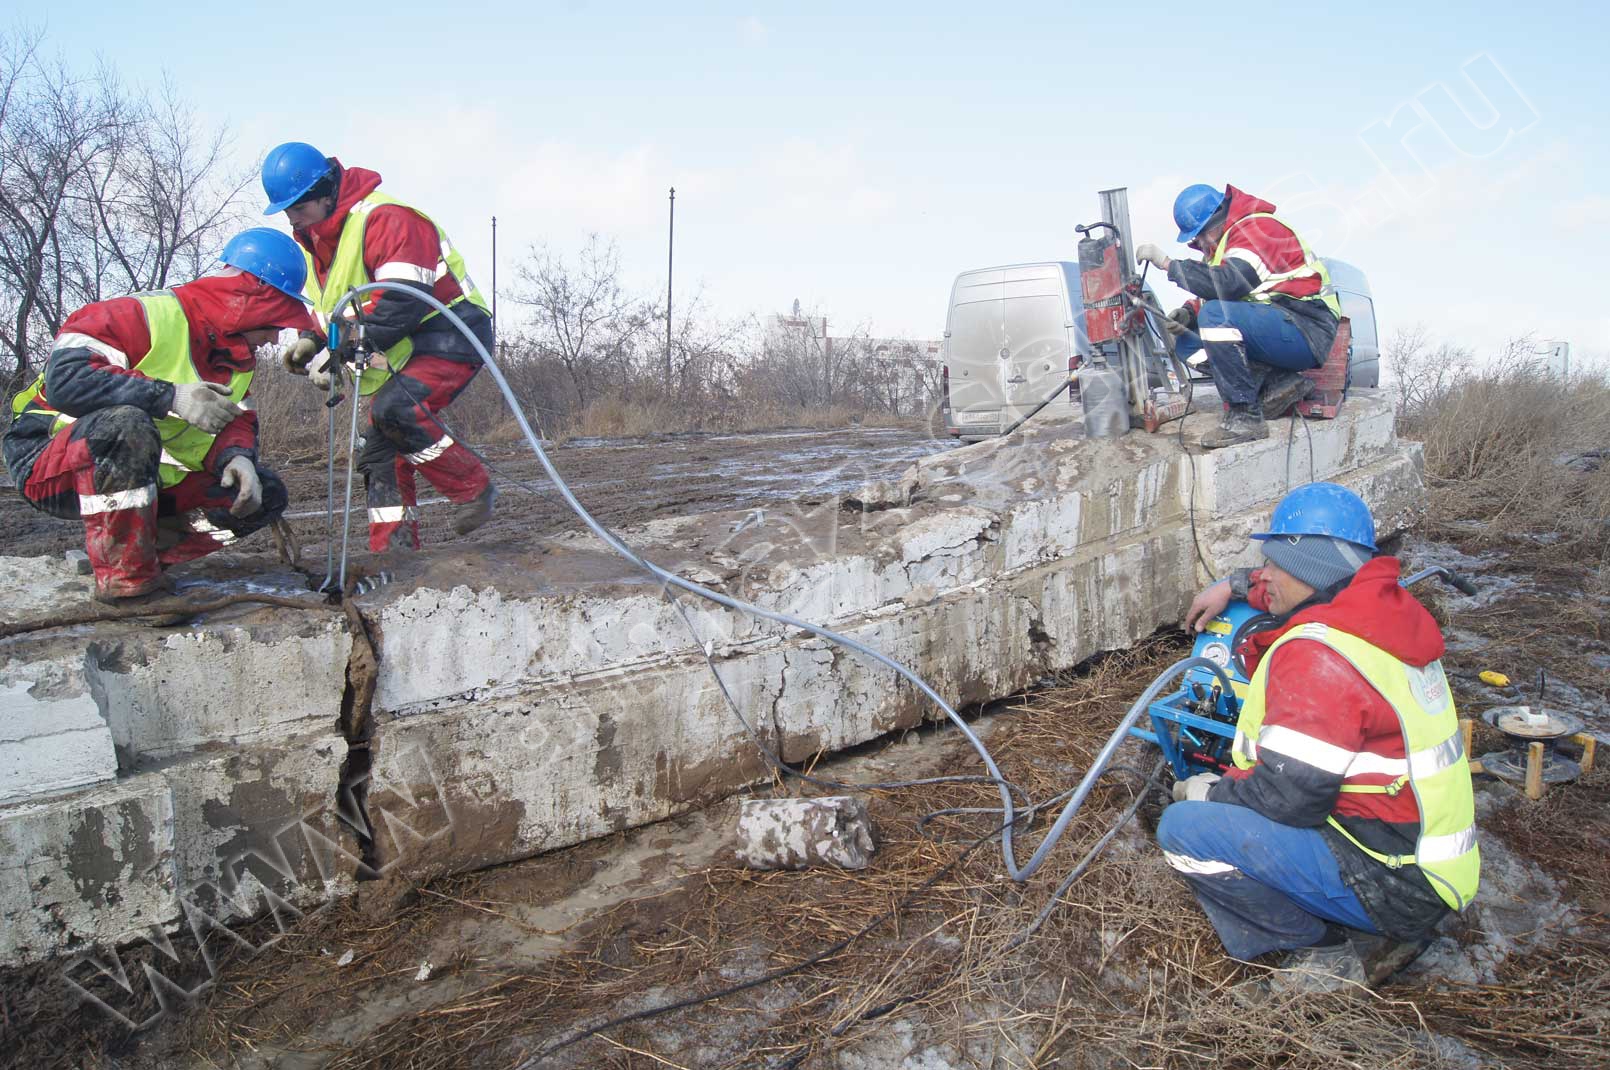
[1401,566,1478,596]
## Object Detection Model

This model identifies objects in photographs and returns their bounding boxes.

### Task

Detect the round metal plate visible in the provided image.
[1478,748,1582,785]
[1482,705,1585,740]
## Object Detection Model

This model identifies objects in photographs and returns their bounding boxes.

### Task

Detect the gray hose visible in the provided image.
[327,284,1234,880]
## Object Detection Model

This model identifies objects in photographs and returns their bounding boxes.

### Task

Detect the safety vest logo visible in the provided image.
[1406,660,1452,716]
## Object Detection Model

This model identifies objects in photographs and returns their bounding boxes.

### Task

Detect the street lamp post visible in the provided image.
[666,187,675,392]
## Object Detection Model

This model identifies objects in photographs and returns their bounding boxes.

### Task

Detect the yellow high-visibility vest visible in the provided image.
[1210,213,1343,319]
[1233,622,1480,911]
[301,192,489,396]
[11,292,248,488]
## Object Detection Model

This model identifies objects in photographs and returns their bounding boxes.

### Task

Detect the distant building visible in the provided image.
[1537,339,1570,378]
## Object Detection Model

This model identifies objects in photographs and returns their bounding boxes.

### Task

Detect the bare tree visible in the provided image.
[512,235,647,408]
[1387,324,1474,429]
[0,28,129,389]
[0,28,252,402]
[72,77,255,297]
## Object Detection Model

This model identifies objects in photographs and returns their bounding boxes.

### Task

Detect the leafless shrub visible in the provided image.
[1393,332,1610,550]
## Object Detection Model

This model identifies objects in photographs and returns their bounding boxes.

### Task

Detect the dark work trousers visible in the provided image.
[360,354,489,553]
[1155,799,1378,961]
[1174,300,1321,407]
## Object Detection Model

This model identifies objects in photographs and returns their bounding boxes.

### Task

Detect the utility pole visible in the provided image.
[490,215,498,347]
[666,187,675,391]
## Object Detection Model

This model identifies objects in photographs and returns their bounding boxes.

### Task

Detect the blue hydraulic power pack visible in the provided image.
[1133,567,1477,780]
[1128,602,1277,780]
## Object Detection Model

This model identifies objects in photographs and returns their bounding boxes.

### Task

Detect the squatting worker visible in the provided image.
[1134,184,1342,450]
[1157,482,1480,992]
[3,230,315,602]
[261,141,496,558]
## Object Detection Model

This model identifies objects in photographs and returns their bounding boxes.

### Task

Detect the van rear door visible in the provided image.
[1001,264,1073,417]
[945,269,1006,432]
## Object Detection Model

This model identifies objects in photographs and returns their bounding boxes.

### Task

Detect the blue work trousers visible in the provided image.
[1155,800,1377,961]
[1175,300,1321,408]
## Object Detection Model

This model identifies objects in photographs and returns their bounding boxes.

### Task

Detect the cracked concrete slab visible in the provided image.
[0,391,1425,966]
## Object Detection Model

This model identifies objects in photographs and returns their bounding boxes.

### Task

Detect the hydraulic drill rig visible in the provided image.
[1074,187,1188,434]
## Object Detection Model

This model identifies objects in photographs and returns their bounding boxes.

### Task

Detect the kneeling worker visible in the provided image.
[1157,482,1479,990]
[3,229,316,601]
[1135,184,1342,449]
[261,141,496,558]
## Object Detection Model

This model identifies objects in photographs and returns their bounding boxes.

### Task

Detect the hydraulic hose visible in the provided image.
[326,283,1235,882]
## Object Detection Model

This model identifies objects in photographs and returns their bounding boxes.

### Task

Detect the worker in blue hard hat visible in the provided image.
[3,229,316,601]
[1157,483,1480,993]
[1134,184,1342,449]
[261,141,496,559]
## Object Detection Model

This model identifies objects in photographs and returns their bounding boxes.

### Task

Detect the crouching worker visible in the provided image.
[2,229,316,602]
[1156,482,1479,992]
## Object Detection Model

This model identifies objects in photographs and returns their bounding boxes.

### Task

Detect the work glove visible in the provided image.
[281,332,324,375]
[1165,306,1194,338]
[220,456,262,517]
[1134,242,1172,271]
[171,381,242,434]
[306,348,334,391]
[1172,772,1221,803]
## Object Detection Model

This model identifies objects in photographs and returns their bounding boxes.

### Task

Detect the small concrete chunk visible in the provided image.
[63,550,91,576]
[736,796,876,871]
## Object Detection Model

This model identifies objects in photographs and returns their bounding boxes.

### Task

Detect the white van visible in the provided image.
[939,262,1166,441]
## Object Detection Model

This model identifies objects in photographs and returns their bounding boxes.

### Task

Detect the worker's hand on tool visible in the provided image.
[1172,772,1220,803]
[1184,579,1232,633]
[306,349,334,391]
[1165,307,1194,337]
[220,456,262,518]
[170,381,242,434]
[280,332,324,376]
[1135,242,1172,272]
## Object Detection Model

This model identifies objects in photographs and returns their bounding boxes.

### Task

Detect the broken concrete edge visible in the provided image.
[0,396,1424,969]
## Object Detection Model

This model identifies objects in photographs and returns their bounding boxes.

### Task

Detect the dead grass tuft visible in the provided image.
[1398,363,1610,553]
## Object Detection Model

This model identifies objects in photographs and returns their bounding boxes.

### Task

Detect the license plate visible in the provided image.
[956,410,998,425]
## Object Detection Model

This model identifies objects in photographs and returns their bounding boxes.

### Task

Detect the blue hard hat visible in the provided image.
[262,141,332,214]
[219,227,310,303]
[1173,183,1227,244]
[1251,482,1377,552]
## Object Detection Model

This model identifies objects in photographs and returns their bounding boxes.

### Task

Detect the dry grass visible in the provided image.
[67,637,1598,1070]
[1398,364,1610,550]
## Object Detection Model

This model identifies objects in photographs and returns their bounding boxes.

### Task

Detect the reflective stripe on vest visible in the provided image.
[1231,621,1480,912]
[1210,213,1343,320]
[301,192,490,397]
[9,293,249,489]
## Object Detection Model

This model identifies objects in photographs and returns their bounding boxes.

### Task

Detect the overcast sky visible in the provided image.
[13,1,1608,363]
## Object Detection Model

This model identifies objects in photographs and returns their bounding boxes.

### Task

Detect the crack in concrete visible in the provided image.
[336,599,382,880]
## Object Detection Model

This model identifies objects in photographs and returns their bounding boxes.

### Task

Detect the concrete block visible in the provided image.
[161,728,357,920]
[85,616,351,762]
[736,796,876,870]
[63,550,91,576]
[0,774,176,964]
[0,654,117,804]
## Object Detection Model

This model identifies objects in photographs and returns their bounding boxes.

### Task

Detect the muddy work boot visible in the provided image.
[1349,932,1431,986]
[1200,405,1268,450]
[1258,371,1315,419]
[452,483,497,536]
[92,572,172,605]
[1268,940,1367,995]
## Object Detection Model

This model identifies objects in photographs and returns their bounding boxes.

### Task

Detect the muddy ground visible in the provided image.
[0,425,959,563]
[4,517,1607,1070]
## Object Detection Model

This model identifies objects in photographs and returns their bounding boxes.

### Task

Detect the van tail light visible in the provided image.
[941,364,951,404]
